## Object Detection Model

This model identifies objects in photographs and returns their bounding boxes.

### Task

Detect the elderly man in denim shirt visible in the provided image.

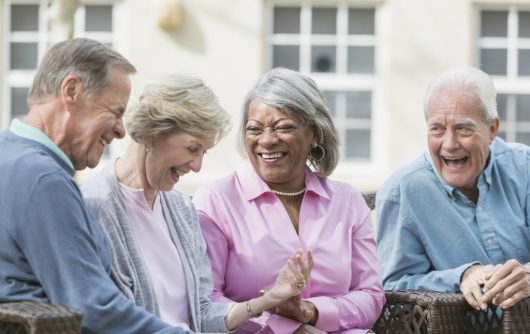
[377,67,530,310]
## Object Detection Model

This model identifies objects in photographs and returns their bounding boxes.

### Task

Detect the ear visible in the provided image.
[488,117,500,143]
[59,74,83,106]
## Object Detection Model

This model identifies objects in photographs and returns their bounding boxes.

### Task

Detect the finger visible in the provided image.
[482,267,522,301]
[287,259,305,290]
[306,249,314,275]
[463,281,485,310]
[483,262,516,292]
[500,289,529,309]
[491,272,527,305]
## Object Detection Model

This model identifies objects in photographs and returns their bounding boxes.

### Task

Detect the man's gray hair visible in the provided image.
[240,67,339,176]
[126,75,231,144]
[28,38,136,106]
[424,67,498,123]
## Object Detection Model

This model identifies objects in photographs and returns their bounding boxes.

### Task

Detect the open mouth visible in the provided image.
[259,152,286,163]
[99,137,109,146]
[442,156,468,167]
[170,166,187,178]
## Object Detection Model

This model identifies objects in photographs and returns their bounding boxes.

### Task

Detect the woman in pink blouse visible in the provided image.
[193,68,384,334]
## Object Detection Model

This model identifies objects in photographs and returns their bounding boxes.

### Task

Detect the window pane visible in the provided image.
[273,45,299,70]
[346,91,371,119]
[349,8,375,35]
[345,129,371,159]
[312,8,336,34]
[348,46,374,73]
[497,94,507,121]
[519,12,530,37]
[516,132,530,145]
[11,5,39,31]
[10,43,38,70]
[323,91,337,117]
[273,7,300,34]
[516,95,530,121]
[481,11,508,37]
[311,46,336,73]
[480,49,507,75]
[85,5,113,32]
[518,50,530,76]
[11,87,29,119]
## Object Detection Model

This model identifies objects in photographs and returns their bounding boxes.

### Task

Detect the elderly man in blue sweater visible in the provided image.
[377,67,530,311]
[0,38,191,334]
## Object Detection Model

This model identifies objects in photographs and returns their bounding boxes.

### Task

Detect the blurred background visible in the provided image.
[1,0,529,195]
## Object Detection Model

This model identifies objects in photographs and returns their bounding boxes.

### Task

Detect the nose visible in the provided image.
[114,118,126,139]
[442,130,458,150]
[258,128,278,147]
[189,154,204,173]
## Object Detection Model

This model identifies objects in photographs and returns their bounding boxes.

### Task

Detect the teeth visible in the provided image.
[261,153,283,159]
[444,156,465,161]
[171,167,185,176]
[99,138,109,146]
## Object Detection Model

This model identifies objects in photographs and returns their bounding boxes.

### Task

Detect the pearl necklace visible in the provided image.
[271,187,306,197]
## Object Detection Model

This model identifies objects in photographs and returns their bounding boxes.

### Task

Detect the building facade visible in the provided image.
[2,0,530,194]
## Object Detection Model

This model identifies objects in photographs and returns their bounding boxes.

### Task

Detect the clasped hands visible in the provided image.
[460,259,530,310]
[266,249,326,333]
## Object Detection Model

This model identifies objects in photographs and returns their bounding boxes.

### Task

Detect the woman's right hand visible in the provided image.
[267,249,314,302]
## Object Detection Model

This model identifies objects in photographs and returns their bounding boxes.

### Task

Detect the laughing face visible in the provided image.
[244,99,316,192]
[426,86,499,198]
[66,66,131,170]
[143,132,215,192]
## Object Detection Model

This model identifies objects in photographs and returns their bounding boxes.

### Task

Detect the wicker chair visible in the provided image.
[362,191,530,334]
[0,302,82,334]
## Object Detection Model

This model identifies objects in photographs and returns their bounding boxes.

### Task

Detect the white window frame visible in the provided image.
[2,0,116,128]
[476,4,530,143]
[266,1,384,176]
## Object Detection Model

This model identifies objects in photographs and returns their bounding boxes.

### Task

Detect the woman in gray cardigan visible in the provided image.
[82,75,314,333]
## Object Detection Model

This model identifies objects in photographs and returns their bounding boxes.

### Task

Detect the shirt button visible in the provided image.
[487,239,494,245]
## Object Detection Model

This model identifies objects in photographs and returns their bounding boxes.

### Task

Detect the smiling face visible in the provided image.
[244,99,315,192]
[426,86,499,198]
[67,66,131,170]
[143,132,215,192]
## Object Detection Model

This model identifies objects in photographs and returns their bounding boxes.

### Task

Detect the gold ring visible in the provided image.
[297,279,306,289]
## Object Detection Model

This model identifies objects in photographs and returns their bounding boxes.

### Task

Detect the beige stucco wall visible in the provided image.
[376,0,476,183]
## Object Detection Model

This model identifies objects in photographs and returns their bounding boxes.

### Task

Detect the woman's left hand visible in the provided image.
[267,249,314,302]
[270,296,318,324]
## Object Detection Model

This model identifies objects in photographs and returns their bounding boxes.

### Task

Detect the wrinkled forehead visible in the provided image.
[426,87,483,120]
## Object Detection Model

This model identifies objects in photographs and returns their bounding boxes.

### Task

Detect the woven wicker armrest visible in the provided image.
[373,290,468,334]
[503,296,530,333]
[0,301,82,334]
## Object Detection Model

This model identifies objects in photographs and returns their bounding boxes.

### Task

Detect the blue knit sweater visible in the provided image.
[0,130,191,334]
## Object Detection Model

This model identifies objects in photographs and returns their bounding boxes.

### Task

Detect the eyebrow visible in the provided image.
[246,117,294,125]
[454,118,477,127]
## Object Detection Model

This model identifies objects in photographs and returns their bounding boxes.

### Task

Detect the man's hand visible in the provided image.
[460,264,496,310]
[481,259,530,309]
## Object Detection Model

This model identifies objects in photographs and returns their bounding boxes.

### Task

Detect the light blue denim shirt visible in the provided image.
[376,137,530,292]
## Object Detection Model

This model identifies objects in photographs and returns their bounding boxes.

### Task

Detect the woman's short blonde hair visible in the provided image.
[126,75,231,144]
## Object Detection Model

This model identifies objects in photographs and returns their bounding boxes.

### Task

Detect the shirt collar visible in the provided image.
[10,119,74,170]
[236,160,331,201]
[425,138,496,199]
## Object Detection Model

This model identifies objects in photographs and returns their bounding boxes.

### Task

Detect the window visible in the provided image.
[269,4,377,161]
[3,0,114,155]
[478,7,530,144]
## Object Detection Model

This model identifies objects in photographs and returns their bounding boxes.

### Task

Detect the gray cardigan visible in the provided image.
[81,160,231,333]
